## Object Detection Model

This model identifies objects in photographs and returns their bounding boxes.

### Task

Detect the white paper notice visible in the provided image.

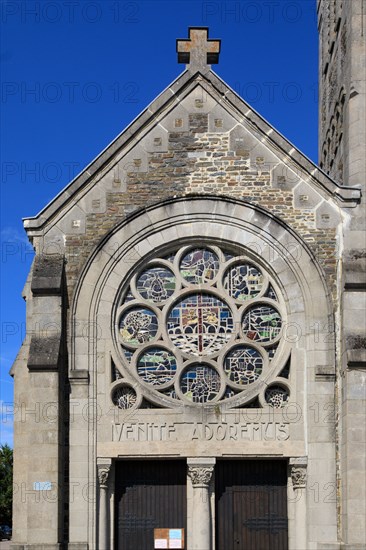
[155,540,168,549]
[169,541,182,549]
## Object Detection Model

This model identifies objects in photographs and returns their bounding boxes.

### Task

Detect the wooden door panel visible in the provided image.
[216,460,288,550]
[115,460,187,550]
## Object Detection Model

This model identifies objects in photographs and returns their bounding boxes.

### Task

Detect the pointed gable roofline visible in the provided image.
[23,67,361,233]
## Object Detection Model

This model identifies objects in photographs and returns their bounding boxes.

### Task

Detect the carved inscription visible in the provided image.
[112,421,290,442]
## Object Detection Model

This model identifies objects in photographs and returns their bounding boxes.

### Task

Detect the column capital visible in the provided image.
[188,465,214,488]
[289,457,307,489]
[97,461,111,489]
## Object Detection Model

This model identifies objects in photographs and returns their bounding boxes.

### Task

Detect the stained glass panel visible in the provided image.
[278,360,290,379]
[224,346,263,385]
[268,344,279,361]
[224,252,234,261]
[119,307,158,344]
[136,266,175,302]
[224,263,264,301]
[264,284,277,301]
[180,248,219,284]
[180,364,221,403]
[223,386,239,399]
[123,288,135,303]
[168,293,234,355]
[121,348,134,363]
[159,387,179,399]
[265,385,289,408]
[112,365,123,381]
[137,347,177,385]
[242,305,282,342]
[112,386,137,409]
[164,252,176,263]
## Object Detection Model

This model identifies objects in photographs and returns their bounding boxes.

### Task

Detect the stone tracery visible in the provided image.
[113,244,290,407]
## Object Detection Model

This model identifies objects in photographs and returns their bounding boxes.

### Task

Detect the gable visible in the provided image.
[23,71,360,244]
[20,62,362,306]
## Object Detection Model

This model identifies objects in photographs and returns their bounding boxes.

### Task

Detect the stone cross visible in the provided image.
[177,27,221,71]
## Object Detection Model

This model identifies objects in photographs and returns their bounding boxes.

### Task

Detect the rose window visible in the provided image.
[113,244,289,407]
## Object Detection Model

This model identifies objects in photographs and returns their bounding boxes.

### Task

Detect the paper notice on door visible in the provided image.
[155,540,168,549]
[169,529,182,539]
[169,541,182,549]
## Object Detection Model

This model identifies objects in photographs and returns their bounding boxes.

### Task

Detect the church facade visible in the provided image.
[11,7,365,550]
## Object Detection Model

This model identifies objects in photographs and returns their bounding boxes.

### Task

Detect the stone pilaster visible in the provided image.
[187,458,215,550]
[97,460,112,550]
[289,458,308,550]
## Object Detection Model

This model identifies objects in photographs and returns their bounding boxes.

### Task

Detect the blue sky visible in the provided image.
[0,0,318,446]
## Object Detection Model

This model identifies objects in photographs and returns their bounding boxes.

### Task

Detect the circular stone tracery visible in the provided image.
[180,364,221,403]
[180,248,219,285]
[224,346,263,385]
[115,244,287,406]
[137,347,177,386]
[242,305,282,343]
[119,307,158,345]
[112,386,138,409]
[167,293,234,355]
[224,263,264,301]
[136,266,175,302]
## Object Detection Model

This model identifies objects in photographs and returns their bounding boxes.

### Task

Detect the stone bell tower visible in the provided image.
[318,1,366,548]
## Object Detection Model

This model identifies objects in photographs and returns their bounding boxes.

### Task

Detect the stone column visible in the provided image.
[187,458,215,550]
[97,460,112,550]
[289,458,307,550]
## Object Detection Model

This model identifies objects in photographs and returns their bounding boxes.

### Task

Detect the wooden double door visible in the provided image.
[215,460,288,550]
[115,459,288,550]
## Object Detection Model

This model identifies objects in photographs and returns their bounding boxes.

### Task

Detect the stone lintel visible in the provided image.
[347,349,366,368]
[69,369,89,385]
[31,254,64,295]
[27,335,61,371]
